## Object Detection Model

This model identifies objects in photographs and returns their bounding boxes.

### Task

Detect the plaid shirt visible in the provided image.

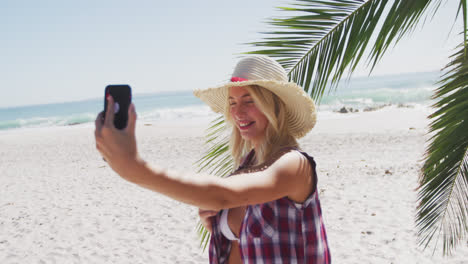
[209,151,331,263]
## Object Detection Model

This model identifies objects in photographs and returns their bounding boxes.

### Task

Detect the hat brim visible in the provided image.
[193,80,316,139]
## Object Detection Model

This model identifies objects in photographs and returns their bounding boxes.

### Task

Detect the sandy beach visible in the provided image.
[1,106,467,263]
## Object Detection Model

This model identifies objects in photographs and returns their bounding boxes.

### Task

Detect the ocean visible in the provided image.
[0,71,439,131]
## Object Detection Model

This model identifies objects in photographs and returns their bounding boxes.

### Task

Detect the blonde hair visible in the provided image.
[225,85,298,168]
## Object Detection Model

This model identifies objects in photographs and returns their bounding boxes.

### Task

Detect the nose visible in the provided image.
[231,103,246,118]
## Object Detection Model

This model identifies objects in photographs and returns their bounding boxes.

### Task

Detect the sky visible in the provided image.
[0,0,463,108]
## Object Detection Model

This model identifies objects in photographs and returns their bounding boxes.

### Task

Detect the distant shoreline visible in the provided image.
[0,103,434,133]
[0,70,438,131]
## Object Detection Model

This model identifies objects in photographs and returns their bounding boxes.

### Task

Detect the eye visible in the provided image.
[229,102,236,106]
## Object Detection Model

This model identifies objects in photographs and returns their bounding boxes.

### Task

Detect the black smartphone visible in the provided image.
[104,85,132,129]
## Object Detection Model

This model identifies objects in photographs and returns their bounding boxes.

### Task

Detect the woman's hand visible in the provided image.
[198,208,219,233]
[95,95,140,177]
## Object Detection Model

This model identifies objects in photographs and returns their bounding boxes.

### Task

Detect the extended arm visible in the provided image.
[95,97,313,211]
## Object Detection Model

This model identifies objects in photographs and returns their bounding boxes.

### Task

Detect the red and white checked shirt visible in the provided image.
[209,151,331,263]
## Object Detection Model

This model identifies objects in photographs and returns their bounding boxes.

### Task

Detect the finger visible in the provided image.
[199,208,218,213]
[204,220,213,233]
[104,95,115,128]
[200,216,211,226]
[198,208,207,215]
[206,210,218,217]
[95,111,104,132]
[199,210,218,218]
[97,146,110,162]
[126,103,137,134]
[96,111,104,122]
[202,221,212,233]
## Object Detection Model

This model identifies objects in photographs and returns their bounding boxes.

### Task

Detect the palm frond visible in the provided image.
[194,116,233,250]
[416,35,468,255]
[196,221,211,252]
[369,0,442,69]
[245,0,443,103]
[456,0,467,54]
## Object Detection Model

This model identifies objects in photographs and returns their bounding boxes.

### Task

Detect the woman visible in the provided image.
[95,55,331,263]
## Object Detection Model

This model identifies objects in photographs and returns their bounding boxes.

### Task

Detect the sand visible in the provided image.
[0,106,467,263]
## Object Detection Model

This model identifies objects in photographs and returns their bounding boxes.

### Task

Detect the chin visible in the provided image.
[241,135,261,144]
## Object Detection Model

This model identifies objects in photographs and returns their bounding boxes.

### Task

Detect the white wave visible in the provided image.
[139,105,218,122]
[0,113,97,130]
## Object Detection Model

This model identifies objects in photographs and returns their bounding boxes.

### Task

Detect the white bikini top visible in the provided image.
[219,202,302,242]
[218,151,253,242]
[219,209,240,242]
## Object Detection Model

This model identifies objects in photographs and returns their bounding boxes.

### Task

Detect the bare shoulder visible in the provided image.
[218,149,315,207]
[270,150,315,202]
[269,149,312,177]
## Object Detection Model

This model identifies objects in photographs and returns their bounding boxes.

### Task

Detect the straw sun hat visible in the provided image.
[193,55,316,139]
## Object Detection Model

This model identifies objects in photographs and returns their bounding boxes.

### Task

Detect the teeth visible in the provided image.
[239,122,251,127]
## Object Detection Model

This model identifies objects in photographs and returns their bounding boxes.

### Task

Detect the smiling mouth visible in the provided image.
[238,121,255,130]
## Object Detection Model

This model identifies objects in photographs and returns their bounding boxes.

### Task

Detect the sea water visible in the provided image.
[0,71,439,131]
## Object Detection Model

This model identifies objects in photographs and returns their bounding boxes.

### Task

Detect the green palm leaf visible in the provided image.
[417,36,468,255]
[245,0,439,102]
